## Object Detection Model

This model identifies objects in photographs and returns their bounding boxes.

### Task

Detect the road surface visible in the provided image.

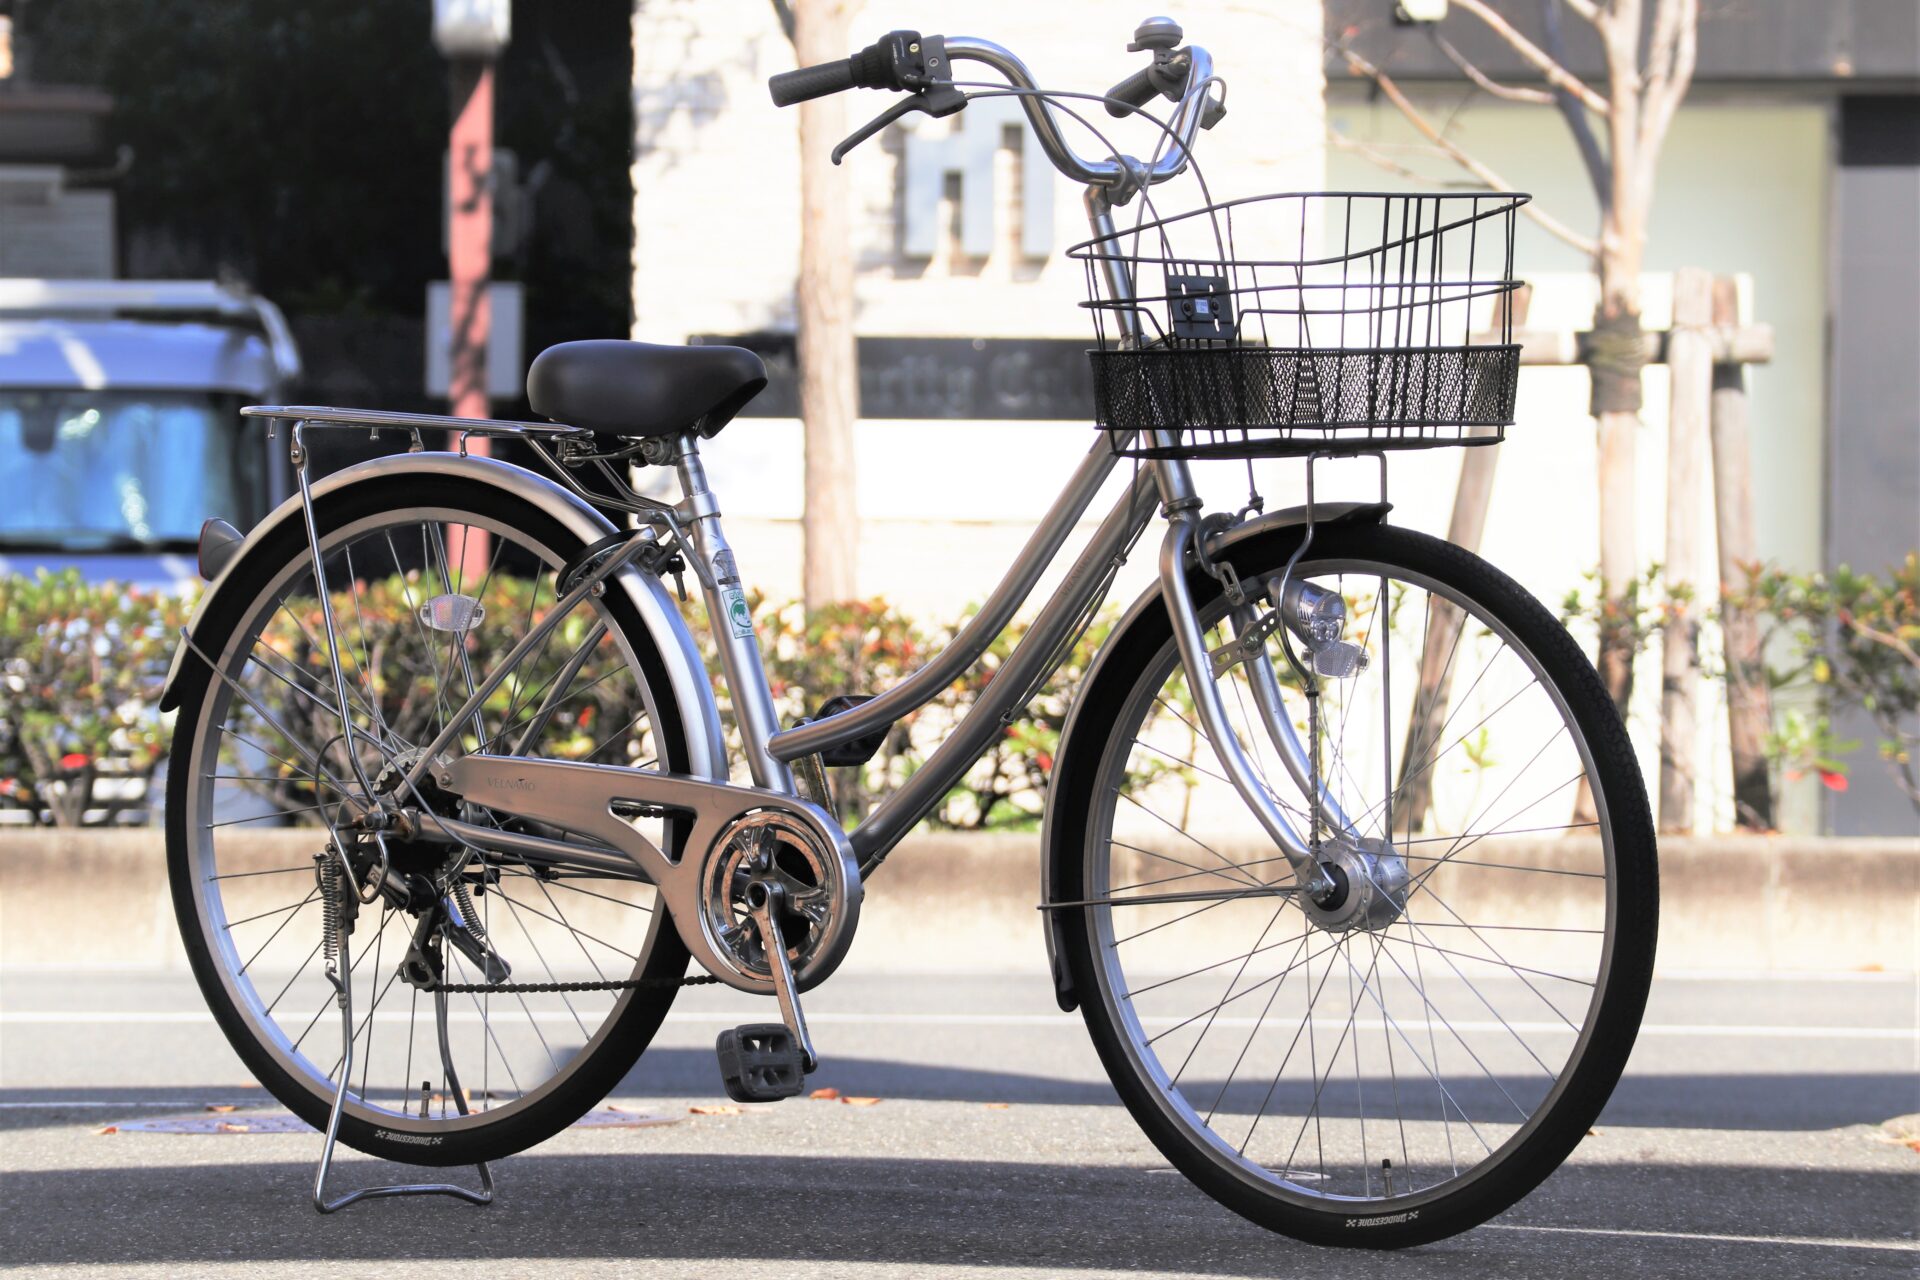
[1,970,1914,1278]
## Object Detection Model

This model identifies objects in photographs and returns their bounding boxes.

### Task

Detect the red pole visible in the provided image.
[448,56,493,583]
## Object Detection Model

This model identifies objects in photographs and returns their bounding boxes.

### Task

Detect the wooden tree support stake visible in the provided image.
[1659,268,1713,832]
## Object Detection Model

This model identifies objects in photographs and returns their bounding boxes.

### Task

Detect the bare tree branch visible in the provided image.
[1646,0,1687,101]
[1542,0,1611,203]
[1635,0,1698,207]
[1559,0,1602,22]
[1594,0,1644,237]
[1451,0,1611,116]
[768,0,796,44]
[1429,30,1556,104]
[1337,47,1601,258]
[1330,131,1491,186]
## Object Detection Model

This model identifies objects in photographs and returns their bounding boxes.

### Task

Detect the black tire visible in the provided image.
[1050,521,1657,1248]
[166,473,694,1167]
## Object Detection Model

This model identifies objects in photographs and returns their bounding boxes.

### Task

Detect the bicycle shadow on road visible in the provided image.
[612,1048,1918,1132]
[0,1150,1911,1278]
[1,1059,1912,1134]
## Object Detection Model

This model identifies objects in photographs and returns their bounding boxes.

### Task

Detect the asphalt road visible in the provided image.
[1,969,1915,1279]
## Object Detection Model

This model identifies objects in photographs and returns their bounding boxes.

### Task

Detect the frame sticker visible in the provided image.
[712,551,755,638]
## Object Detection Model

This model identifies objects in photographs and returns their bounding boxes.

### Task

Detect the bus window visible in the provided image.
[0,391,268,550]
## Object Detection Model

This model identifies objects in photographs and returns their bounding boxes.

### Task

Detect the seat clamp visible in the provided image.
[678,490,721,522]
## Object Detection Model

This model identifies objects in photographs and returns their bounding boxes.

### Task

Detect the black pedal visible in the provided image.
[814,694,888,767]
[715,1024,808,1102]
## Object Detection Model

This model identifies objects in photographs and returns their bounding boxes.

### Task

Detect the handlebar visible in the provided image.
[767,27,1220,194]
[944,36,1216,191]
[768,30,927,106]
[768,59,857,107]
[1102,64,1164,117]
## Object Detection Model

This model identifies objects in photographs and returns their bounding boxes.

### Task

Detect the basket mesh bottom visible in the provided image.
[1090,344,1519,458]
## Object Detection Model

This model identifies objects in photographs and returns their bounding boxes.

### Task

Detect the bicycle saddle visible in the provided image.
[527,339,767,439]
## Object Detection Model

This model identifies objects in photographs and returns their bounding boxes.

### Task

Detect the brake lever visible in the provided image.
[831,83,967,165]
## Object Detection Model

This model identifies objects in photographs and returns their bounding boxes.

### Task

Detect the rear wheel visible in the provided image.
[1052,522,1656,1247]
[166,474,694,1166]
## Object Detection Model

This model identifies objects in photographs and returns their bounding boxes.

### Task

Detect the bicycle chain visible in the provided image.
[426,974,721,995]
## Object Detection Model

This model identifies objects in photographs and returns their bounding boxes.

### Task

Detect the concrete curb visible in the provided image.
[1,830,1914,974]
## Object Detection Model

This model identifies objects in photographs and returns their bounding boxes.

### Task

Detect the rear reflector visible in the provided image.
[197,518,244,581]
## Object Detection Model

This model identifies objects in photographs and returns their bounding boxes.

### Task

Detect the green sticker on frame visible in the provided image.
[725,589,754,638]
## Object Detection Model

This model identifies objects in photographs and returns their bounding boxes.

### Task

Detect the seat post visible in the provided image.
[669,433,796,794]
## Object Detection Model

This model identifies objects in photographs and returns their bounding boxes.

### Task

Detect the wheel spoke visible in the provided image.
[1083,545,1631,1213]
[179,510,672,1146]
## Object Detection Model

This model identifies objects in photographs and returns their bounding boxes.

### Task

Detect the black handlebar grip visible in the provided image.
[1104,65,1162,117]
[769,58,856,107]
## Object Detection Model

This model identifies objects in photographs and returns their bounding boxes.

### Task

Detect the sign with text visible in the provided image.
[696,335,1094,421]
[426,280,523,399]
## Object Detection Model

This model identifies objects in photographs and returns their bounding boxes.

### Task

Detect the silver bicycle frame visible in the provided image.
[236,34,1343,905]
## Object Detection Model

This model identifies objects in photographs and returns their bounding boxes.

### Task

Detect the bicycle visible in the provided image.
[162,17,1656,1248]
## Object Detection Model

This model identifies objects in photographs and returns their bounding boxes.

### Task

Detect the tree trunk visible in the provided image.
[1591,236,1646,721]
[1574,135,1645,831]
[794,0,859,608]
[1591,4,1647,721]
[1397,286,1529,836]
[1710,275,1775,829]
[1659,267,1712,832]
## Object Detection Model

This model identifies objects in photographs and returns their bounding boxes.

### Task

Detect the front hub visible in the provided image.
[1301,837,1409,934]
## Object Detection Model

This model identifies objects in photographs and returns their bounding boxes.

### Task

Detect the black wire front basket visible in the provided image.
[1071,191,1527,460]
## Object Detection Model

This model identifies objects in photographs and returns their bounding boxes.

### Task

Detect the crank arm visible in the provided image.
[747,882,817,1072]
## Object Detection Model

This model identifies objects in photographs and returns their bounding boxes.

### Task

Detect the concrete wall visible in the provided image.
[4,830,1913,976]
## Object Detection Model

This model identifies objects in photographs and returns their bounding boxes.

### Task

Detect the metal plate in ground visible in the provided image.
[108,1106,676,1134]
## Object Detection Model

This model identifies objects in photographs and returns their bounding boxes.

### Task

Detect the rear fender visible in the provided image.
[157,452,727,782]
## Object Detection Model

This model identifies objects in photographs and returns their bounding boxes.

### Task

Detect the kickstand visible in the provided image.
[312,870,493,1213]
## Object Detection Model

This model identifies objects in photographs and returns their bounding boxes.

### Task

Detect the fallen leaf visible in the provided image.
[94,1125,118,1135]
[808,1087,840,1100]
[984,1102,1011,1110]
[205,1104,237,1114]
[216,1121,252,1133]
[1858,963,1885,973]
[690,1104,744,1116]
[840,1096,882,1107]
[1587,1127,1603,1137]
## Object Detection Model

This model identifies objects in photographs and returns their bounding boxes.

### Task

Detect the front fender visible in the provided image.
[1036,499,1390,1011]
[158,452,727,783]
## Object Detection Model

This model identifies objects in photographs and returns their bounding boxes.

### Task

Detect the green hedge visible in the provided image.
[0,569,1141,830]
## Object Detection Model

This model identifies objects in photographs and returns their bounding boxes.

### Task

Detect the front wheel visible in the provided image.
[1051,522,1656,1248]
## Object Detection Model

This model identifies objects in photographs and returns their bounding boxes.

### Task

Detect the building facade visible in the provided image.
[630,0,1327,616]
[632,2,1917,835]
[1324,0,1918,835]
